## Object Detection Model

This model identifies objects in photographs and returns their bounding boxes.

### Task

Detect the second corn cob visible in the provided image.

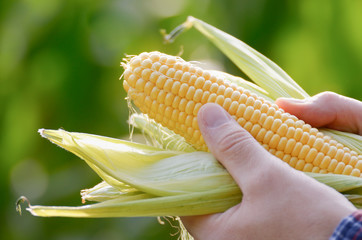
[122,51,362,177]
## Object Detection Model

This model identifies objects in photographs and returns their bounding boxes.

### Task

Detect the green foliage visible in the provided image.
[1,0,361,239]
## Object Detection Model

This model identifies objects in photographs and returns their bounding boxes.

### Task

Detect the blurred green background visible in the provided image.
[1,0,361,239]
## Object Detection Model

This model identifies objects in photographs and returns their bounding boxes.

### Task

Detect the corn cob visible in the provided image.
[122,51,362,177]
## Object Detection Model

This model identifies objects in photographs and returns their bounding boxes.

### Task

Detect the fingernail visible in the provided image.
[200,104,231,128]
[282,98,305,104]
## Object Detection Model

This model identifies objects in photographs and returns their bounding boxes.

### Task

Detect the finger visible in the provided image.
[276,92,362,135]
[197,103,275,189]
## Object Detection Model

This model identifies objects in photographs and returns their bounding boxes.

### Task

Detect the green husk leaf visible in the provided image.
[26,186,241,218]
[305,173,362,193]
[344,194,362,207]
[81,181,141,203]
[164,16,309,100]
[39,129,236,196]
[39,129,183,196]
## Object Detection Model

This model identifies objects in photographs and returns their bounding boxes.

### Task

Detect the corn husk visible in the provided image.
[17,16,362,221]
[18,129,362,218]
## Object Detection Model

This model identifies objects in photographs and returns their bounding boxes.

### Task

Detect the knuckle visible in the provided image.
[216,129,252,156]
[314,91,339,103]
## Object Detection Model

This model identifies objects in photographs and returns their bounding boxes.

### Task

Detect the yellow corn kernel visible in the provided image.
[303,163,313,172]
[295,160,306,171]
[327,159,338,172]
[305,148,318,163]
[334,162,346,174]
[289,157,298,168]
[342,165,353,175]
[276,137,288,151]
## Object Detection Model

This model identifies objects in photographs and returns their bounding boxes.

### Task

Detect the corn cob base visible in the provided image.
[122,51,362,177]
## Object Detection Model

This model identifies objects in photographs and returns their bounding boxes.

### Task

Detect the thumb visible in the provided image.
[198,103,274,189]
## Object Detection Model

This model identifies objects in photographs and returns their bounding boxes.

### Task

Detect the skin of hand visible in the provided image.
[181,92,361,240]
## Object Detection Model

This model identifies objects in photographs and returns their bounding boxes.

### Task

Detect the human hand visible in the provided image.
[181,99,357,240]
[276,91,362,135]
